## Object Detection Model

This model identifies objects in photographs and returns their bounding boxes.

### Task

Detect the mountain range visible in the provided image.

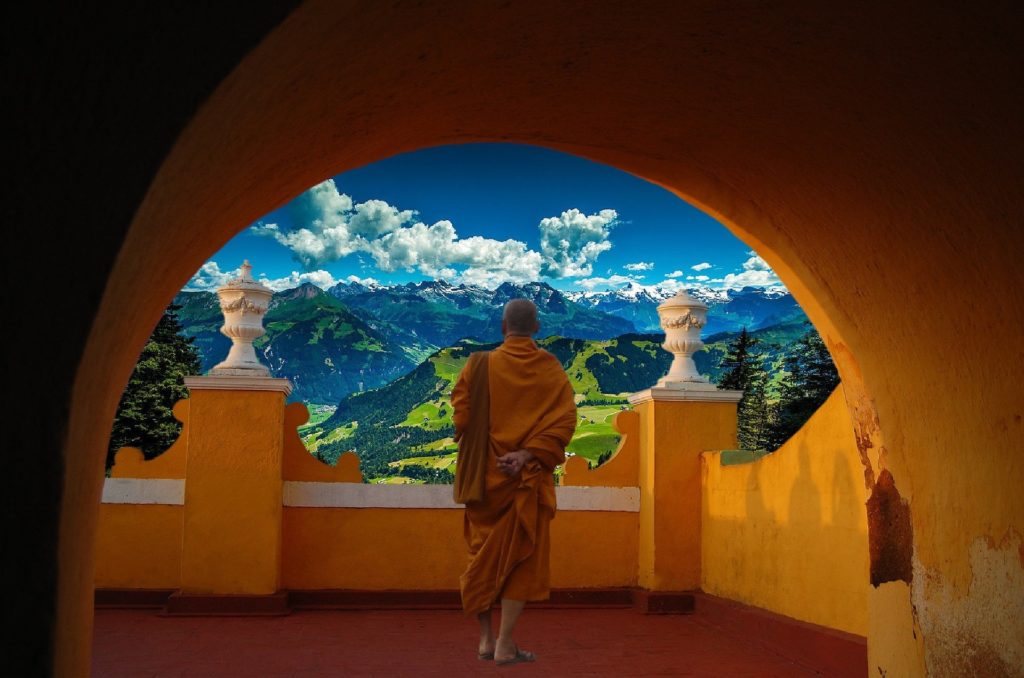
[174,279,807,405]
[328,279,635,348]
[567,281,802,335]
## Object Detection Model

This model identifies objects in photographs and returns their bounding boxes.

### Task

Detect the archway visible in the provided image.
[55,2,1023,676]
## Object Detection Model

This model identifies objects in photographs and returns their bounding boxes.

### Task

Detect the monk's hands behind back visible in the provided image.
[497,449,535,476]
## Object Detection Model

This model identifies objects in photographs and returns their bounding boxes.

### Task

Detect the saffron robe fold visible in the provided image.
[451,335,578,614]
[453,351,489,504]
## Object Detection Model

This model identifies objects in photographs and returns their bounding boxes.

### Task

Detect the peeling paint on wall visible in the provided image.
[913,531,1024,677]
[851,403,883,489]
[868,470,913,587]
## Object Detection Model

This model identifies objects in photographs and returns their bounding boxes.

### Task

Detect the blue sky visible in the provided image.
[188,143,783,293]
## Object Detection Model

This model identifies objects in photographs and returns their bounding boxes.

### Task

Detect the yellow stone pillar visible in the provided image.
[177,375,292,598]
[631,388,741,591]
[630,289,742,595]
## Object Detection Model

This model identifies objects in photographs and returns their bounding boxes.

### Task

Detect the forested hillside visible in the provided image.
[304,322,821,483]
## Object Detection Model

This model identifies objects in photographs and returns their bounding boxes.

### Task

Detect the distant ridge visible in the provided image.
[175,279,804,405]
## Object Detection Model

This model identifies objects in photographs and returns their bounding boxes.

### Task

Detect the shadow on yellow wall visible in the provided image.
[702,387,868,635]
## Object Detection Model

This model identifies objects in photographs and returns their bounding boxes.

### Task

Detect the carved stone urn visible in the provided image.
[655,289,712,387]
[210,260,272,376]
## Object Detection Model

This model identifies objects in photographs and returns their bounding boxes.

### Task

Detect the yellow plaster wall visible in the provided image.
[179,387,285,595]
[281,507,638,590]
[701,388,869,636]
[98,395,639,594]
[282,508,463,590]
[553,512,638,588]
[94,504,182,589]
[93,502,638,592]
[636,398,739,591]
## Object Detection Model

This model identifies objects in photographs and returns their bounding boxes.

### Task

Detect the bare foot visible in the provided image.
[495,639,536,664]
[495,644,536,665]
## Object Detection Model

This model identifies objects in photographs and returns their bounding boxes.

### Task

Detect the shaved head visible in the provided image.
[502,299,540,336]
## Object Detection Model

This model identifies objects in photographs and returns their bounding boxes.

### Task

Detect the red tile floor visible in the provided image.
[93,607,847,677]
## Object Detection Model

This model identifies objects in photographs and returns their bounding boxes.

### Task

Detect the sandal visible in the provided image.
[495,646,536,666]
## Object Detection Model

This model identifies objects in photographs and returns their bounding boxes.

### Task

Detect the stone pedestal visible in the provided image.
[178,375,292,596]
[211,260,273,377]
[630,384,742,591]
[629,287,745,590]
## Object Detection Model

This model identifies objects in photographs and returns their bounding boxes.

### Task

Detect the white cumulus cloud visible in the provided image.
[538,208,618,277]
[347,199,416,240]
[719,254,783,290]
[185,262,343,292]
[259,270,341,291]
[575,250,787,295]
[345,274,380,286]
[691,262,712,271]
[185,261,242,291]
[624,261,654,271]
[251,179,610,287]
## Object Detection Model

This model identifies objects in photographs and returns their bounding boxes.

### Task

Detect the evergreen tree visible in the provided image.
[718,327,758,391]
[769,326,840,448]
[592,449,614,468]
[107,304,203,468]
[718,327,775,450]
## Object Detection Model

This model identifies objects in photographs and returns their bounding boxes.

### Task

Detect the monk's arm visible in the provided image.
[523,380,577,471]
[451,359,471,441]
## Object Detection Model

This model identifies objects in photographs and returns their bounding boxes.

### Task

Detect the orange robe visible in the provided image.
[451,335,578,614]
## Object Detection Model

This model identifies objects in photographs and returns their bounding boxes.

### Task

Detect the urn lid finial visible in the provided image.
[218,260,272,294]
[657,288,708,312]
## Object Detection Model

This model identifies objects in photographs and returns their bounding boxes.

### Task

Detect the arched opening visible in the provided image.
[79,142,876,675]
[95,144,861,670]
[117,142,832,481]
[49,3,1023,676]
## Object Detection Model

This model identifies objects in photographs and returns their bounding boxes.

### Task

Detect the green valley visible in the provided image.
[301,325,810,483]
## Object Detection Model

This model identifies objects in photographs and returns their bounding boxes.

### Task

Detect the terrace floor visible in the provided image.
[92,597,866,677]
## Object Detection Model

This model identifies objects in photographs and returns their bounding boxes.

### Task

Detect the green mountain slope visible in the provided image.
[173,283,422,404]
[305,322,819,482]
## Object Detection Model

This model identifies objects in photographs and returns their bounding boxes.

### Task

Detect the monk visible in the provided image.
[451,298,577,666]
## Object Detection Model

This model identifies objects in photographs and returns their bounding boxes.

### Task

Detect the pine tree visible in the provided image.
[769,326,841,448]
[107,304,203,468]
[718,327,775,450]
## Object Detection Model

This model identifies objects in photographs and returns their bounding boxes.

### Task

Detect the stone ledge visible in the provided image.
[184,375,293,395]
[629,384,743,405]
[283,482,641,511]
[101,478,185,505]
